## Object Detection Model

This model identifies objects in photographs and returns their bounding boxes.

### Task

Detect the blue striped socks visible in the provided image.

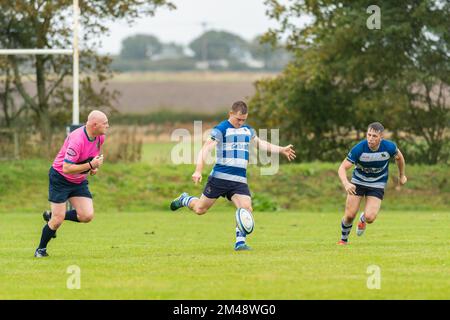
[181,195,198,208]
[235,227,246,246]
[341,219,353,242]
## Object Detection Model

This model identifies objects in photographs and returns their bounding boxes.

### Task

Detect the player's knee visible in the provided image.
[194,206,208,215]
[344,211,356,222]
[365,213,376,224]
[82,215,94,223]
[78,211,94,223]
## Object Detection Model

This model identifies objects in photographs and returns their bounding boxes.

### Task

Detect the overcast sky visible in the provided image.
[97,0,284,55]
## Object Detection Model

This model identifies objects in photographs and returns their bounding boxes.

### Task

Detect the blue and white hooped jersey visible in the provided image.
[347,139,398,189]
[209,120,256,184]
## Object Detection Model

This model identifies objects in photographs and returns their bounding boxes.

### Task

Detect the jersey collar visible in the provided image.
[83,126,96,142]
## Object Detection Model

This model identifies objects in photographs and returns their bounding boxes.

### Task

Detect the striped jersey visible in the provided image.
[347,139,398,189]
[209,120,256,184]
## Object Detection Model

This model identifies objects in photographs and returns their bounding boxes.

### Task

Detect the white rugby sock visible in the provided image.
[181,196,198,207]
[359,212,366,223]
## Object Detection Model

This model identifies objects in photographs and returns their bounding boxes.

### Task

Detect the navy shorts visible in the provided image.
[354,183,384,200]
[48,167,92,203]
[203,176,251,201]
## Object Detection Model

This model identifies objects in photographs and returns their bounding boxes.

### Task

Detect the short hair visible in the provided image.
[231,101,248,114]
[368,122,384,133]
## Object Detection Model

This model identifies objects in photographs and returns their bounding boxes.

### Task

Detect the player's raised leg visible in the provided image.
[189,194,217,215]
[231,194,253,251]
[43,189,94,224]
[338,194,362,245]
[69,197,95,223]
[171,193,217,215]
[35,202,66,257]
[357,196,382,237]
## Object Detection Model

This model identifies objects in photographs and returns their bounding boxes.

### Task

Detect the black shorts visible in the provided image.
[203,176,251,201]
[48,167,92,203]
[354,183,384,200]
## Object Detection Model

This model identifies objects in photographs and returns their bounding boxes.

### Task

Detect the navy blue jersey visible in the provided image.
[347,139,398,189]
[209,120,256,184]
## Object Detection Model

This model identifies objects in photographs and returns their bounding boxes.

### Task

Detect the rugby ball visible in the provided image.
[235,208,254,235]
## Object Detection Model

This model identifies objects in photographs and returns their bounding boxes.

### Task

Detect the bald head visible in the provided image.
[87,110,107,123]
[86,110,109,136]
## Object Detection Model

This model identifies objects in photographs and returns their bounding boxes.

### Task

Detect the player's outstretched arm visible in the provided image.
[338,159,356,195]
[192,138,218,184]
[254,136,296,161]
[395,149,407,185]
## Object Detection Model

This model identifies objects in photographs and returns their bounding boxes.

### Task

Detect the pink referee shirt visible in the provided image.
[52,126,105,184]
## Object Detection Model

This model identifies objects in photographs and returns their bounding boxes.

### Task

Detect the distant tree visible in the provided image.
[0,58,15,127]
[164,42,185,55]
[249,35,291,70]
[189,30,250,61]
[120,34,163,60]
[0,0,173,151]
[152,42,186,60]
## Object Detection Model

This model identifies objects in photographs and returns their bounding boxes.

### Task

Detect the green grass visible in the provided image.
[0,159,448,213]
[141,142,183,164]
[0,209,448,299]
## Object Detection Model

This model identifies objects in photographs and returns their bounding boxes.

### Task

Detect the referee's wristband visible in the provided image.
[88,161,94,169]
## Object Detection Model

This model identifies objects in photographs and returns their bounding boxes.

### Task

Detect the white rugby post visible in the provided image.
[0,49,73,55]
[0,0,80,126]
[72,0,80,125]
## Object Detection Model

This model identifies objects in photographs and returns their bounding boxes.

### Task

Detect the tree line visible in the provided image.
[112,30,291,72]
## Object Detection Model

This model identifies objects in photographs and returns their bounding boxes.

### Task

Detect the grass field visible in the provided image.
[1,159,448,213]
[0,209,448,299]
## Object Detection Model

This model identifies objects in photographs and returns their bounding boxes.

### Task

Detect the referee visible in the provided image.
[34,110,109,257]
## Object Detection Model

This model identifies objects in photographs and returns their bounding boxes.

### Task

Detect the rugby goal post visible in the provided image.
[0,0,81,126]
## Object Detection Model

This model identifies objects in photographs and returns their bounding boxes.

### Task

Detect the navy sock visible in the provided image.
[341,220,353,242]
[65,209,79,222]
[38,224,56,249]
